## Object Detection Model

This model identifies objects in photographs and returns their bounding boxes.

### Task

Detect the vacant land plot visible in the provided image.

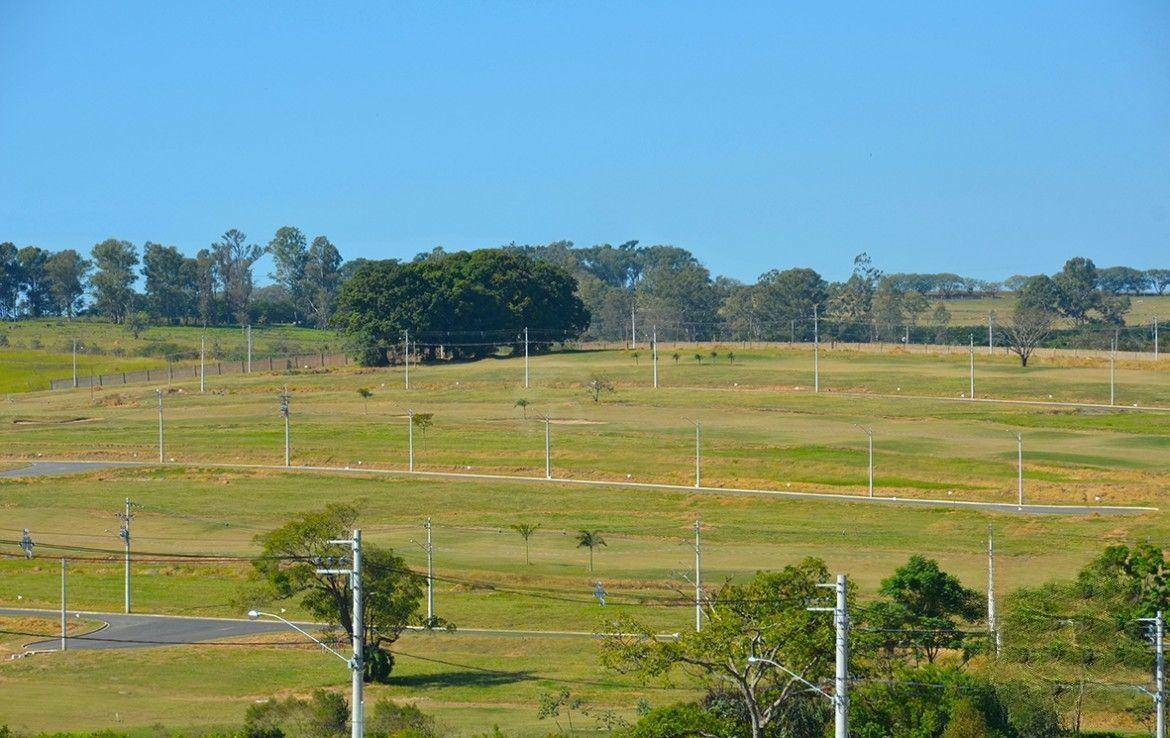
[1,346,1167,734]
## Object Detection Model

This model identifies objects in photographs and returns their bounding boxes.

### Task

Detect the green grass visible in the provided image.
[0,318,336,392]
[939,293,1170,326]
[2,346,1170,734]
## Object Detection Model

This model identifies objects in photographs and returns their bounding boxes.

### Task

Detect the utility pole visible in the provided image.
[813,306,820,393]
[1156,317,1161,361]
[1110,330,1117,406]
[810,574,849,738]
[318,530,363,738]
[60,558,67,652]
[692,519,702,632]
[988,310,994,355]
[406,409,414,472]
[652,326,659,389]
[1015,432,1023,507]
[156,389,164,463]
[246,324,252,373]
[199,336,205,393]
[969,334,975,399]
[280,390,291,467]
[860,426,874,497]
[988,525,999,656]
[404,330,410,390]
[693,419,702,488]
[544,414,552,479]
[72,340,78,389]
[117,498,132,613]
[524,327,529,389]
[1158,610,1165,738]
[423,518,434,623]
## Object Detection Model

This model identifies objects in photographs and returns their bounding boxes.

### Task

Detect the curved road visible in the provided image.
[1,459,1157,516]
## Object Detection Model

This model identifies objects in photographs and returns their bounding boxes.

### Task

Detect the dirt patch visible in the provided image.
[551,419,605,425]
[12,416,98,425]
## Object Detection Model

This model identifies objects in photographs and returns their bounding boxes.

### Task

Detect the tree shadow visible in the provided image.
[390,668,534,689]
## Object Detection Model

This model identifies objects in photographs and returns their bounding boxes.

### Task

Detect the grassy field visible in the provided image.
[0,319,335,393]
[1,346,1168,734]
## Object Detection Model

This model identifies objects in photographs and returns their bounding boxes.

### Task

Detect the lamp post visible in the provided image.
[1014,432,1023,507]
[280,390,291,467]
[856,425,874,497]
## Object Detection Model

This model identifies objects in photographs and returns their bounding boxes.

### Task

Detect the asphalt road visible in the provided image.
[0,607,313,651]
[4,458,1155,516]
[0,608,668,652]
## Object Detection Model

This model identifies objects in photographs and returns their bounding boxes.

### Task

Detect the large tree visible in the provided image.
[602,559,835,738]
[90,238,139,322]
[334,249,590,365]
[16,246,51,317]
[244,504,424,682]
[44,249,90,317]
[0,242,19,318]
[142,242,188,323]
[268,226,309,320]
[304,235,342,328]
[212,229,265,325]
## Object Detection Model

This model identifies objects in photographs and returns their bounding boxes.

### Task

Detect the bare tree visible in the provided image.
[1004,306,1056,367]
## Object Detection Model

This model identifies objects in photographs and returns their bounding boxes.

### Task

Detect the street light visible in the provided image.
[248,610,351,664]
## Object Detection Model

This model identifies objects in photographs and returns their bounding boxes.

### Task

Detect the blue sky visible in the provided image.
[1,1,1167,283]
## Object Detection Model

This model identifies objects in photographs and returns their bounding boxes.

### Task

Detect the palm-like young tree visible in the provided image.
[511,522,539,564]
[357,387,373,413]
[575,529,606,572]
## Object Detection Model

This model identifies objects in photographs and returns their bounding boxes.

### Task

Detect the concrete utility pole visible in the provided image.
[251,531,364,737]
[418,518,434,623]
[117,498,132,613]
[809,574,849,738]
[246,325,252,373]
[1158,610,1165,738]
[60,558,67,652]
[280,390,291,467]
[318,530,364,738]
[1110,331,1118,406]
[652,326,659,389]
[692,519,702,632]
[858,426,874,497]
[524,327,530,389]
[156,389,164,463]
[987,525,1000,657]
[692,419,702,488]
[406,409,414,472]
[72,340,78,388]
[404,330,410,390]
[813,305,821,393]
[1156,317,1160,361]
[969,334,975,399]
[988,310,994,355]
[199,336,206,393]
[544,414,552,479]
[1015,432,1024,507]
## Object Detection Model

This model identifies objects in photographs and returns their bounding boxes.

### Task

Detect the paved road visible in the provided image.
[0,460,133,478]
[0,607,313,651]
[0,608,670,651]
[9,459,1157,516]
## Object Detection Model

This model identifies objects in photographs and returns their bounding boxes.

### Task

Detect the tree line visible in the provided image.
[0,227,350,328]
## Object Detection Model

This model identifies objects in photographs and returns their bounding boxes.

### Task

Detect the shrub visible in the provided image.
[367,700,439,738]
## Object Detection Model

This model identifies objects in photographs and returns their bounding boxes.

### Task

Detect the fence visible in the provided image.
[50,352,351,391]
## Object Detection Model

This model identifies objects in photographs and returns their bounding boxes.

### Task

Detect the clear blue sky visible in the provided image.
[2,1,1167,283]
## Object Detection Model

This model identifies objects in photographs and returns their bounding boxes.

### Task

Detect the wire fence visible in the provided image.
[49,351,351,391]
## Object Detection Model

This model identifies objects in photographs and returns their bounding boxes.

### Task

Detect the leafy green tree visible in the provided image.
[142,242,188,323]
[268,226,309,320]
[305,235,342,328]
[90,238,139,323]
[16,246,50,316]
[510,522,538,565]
[602,560,835,738]
[212,229,265,325]
[513,397,529,418]
[575,529,605,571]
[1052,257,1099,324]
[1146,269,1170,295]
[861,555,981,665]
[0,242,20,318]
[244,504,424,682]
[931,302,952,343]
[357,387,373,413]
[44,249,90,317]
